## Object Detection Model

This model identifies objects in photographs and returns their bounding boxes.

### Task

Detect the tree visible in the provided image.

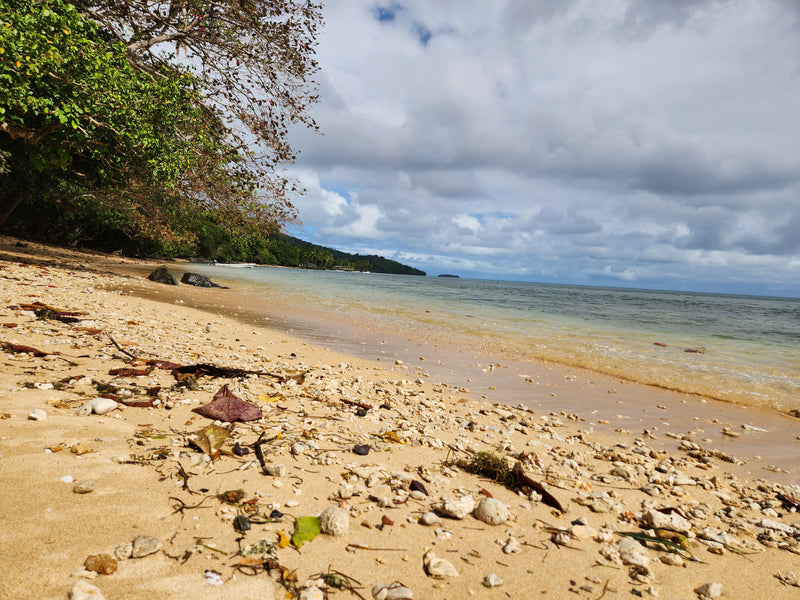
[71,0,322,231]
[0,0,234,240]
[0,0,322,246]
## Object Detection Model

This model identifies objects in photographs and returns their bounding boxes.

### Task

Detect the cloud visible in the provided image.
[286,0,800,296]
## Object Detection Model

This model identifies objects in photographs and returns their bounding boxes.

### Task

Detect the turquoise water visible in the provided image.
[190,265,800,413]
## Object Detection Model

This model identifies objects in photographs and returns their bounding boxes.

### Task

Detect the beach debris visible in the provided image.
[147,266,179,285]
[456,451,565,512]
[203,569,225,585]
[693,582,723,599]
[292,516,321,548]
[777,493,799,511]
[319,506,350,536]
[27,408,47,421]
[83,554,117,575]
[73,480,95,494]
[683,347,706,354]
[741,423,769,433]
[473,497,510,525]
[353,443,371,455]
[130,535,163,558]
[419,512,442,526]
[299,587,324,600]
[263,463,287,477]
[432,495,475,520]
[192,384,262,422]
[423,551,458,578]
[482,573,503,588]
[409,480,428,496]
[79,397,118,416]
[309,568,366,599]
[641,508,693,535]
[69,580,106,600]
[3,342,52,357]
[233,514,251,533]
[372,581,413,600]
[13,301,83,323]
[775,571,800,587]
[188,423,231,456]
[618,531,700,562]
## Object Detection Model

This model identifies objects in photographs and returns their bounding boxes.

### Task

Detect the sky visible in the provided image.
[284,0,800,297]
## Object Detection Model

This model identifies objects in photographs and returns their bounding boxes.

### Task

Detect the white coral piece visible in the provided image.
[319,506,349,536]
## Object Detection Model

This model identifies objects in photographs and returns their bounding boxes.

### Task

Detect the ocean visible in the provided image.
[187,265,800,416]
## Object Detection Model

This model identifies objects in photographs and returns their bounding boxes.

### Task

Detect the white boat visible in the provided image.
[213,262,256,268]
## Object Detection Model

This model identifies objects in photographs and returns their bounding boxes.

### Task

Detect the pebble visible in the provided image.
[483,573,503,587]
[418,512,442,526]
[473,497,510,526]
[432,495,475,520]
[641,508,692,534]
[77,398,118,416]
[84,554,117,575]
[694,582,723,599]
[372,582,414,599]
[69,581,105,600]
[299,587,324,600]
[73,480,95,494]
[423,551,459,578]
[130,535,162,558]
[319,506,349,536]
[28,408,47,421]
[263,463,286,477]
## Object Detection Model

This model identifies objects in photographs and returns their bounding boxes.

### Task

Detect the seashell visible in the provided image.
[483,573,503,588]
[372,582,413,600]
[473,497,510,525]
[319,506,349,536]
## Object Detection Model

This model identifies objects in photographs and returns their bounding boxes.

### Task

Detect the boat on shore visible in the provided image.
[213,262,256,268]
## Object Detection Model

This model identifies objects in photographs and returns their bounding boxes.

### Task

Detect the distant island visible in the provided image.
[437,274,460,278]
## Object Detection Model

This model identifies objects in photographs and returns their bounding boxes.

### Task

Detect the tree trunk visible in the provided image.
[0,190,24,228]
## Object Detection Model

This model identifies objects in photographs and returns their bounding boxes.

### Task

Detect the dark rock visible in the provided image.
[181,272,227,288]
[147,266,179,285]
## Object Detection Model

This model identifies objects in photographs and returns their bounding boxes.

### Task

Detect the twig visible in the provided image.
[107,333,137,360]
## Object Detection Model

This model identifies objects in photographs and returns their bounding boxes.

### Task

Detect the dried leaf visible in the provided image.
[2,342,51,357]
[512,463,566,513]
[291,516,321,548]
[409,480,429,496]
[190,424,232,455]
[192,385,262,422]
[380,431,406,444]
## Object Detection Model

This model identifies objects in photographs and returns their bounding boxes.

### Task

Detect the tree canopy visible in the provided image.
[0,0,322,248]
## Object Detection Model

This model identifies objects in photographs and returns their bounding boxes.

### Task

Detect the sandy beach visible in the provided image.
[0,236,798,600]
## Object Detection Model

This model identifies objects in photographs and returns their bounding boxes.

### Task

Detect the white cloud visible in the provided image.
[285,0,800,296]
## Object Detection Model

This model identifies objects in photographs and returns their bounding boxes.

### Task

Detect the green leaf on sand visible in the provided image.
[291,516,321,548]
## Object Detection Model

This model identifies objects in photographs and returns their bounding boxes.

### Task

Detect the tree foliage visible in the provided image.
[0,0,322,246]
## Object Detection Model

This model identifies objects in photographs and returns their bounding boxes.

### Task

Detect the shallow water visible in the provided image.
[188,265,800,415]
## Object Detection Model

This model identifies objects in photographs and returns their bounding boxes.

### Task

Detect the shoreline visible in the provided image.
[115,257,800,481]
[1,237,799,599]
